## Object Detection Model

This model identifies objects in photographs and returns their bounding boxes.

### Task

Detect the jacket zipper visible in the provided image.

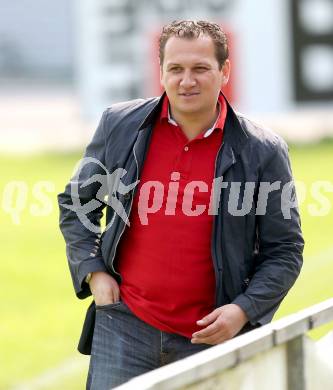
[212,141,224,305]
[109,142,140,276]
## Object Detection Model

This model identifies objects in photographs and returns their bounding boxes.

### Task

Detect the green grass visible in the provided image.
[0,152,89,389]
[275,141,333,339]
[1,141,333,389]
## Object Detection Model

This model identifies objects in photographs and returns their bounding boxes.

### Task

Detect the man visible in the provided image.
[58,20,304,389]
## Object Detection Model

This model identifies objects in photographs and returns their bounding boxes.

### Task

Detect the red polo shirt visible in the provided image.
[115,93,227,338]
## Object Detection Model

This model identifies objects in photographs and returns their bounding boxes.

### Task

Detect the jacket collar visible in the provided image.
[138,93,166,130]
[138,91,248,157]
[222,96,248,156]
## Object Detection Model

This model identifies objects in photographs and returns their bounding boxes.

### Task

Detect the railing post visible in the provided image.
[287,335,307,390]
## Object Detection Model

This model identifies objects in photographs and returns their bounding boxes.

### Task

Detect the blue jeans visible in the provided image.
[86,299,212,389]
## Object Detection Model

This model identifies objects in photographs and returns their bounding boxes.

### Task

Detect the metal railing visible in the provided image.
[115,298,333,390]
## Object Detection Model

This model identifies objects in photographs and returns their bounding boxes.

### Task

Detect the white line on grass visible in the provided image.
[10,355,88,390]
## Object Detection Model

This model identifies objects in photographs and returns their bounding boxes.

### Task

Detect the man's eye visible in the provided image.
[170,67,182,72]
[195,67,208,72]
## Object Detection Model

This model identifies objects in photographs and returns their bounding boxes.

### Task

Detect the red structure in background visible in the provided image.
[147,25,237,105]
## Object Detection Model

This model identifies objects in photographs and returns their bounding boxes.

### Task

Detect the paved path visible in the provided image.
[0,82,93,154]
[1,82,333,154]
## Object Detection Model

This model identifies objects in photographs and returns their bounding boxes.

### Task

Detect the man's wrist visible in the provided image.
[234,303,249,324]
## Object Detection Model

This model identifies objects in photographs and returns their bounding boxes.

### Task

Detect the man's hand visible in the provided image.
[191,304,248,345]
[88,271,120,306]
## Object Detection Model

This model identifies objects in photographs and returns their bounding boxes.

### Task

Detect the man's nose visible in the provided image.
[179,71,196,88]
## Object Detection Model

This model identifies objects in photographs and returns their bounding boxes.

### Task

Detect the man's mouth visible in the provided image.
[179,92,200,97]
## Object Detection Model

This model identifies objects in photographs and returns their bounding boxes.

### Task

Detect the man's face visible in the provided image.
[160,34,230,118]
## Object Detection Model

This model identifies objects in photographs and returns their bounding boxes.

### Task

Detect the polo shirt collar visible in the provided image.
[160,93,227,138]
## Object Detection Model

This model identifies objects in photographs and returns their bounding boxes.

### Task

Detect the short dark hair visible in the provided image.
[159,20,229,70]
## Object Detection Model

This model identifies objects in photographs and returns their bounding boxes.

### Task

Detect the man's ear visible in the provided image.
[159,65,165,88]
[221,59,231,87]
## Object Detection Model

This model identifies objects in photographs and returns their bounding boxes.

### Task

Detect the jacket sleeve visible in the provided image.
[233,139,304,325]
[57,110,110,299]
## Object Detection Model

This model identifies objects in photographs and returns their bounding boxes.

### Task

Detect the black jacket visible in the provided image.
[58,93,304,354]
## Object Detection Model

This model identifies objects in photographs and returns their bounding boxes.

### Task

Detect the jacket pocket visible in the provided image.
[78,301,95,355]
[95,301,122,310]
